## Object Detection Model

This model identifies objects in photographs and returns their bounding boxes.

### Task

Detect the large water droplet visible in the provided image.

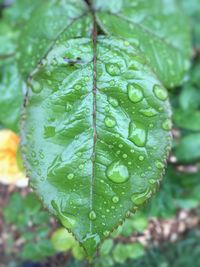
[153,84,168,101]
[129,121,147,147]
[89,210,97,221]
[127,84,143,103]
[106,63,121,76]
[106,161,129,184]
[105,116,116,128]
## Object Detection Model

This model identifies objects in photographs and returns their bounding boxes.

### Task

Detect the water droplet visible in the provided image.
[106,63,121,76]
[155,161,164,169]
[153,84,168,101]
[74,84,82,91]
[106,161,129,184]
[122,154,127,159]
[65,103,72,112]
[67,173,74,180]
[149,179,156,185]
[124,41,130,46]
[140,108,158,117]
[139,156,144,161]
[79,164,84,170]
[112,196,119,203]
[103,230,110,237]
[131,189,152,205]
[51,200,76,229]
[89,210,96,221]
[129,121,147,147]
[108,96,119,107]
[162,119,172,131]
[30,80,42,94]
[105,116,116,128]
[127,84,143,103]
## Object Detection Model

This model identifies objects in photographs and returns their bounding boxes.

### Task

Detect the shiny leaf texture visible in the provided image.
[93,0,191,88]
[21,36,172,257]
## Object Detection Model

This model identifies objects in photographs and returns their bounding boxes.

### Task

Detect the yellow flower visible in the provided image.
[0,129,27,187]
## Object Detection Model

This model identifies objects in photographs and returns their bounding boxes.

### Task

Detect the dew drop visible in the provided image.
[30,80,42,94]
[127,84,143,103]
[131,189,152,205]
[140,108,158,117]
[67,173,74,180]
[103,231,110,237]
[79,164,84,170]
[155,161,164,169]
[153,84,168,101]
[65,103,72,112]
[112,196,119,204]
[105,116,116,128]
[106,161,129,184]
[129,121,147,147]
[108,96,119,107]
[51,200,76,229]
[89,210,97,221]
[106,63,121,76]
[162,119,172,131]
[139,156,144,161]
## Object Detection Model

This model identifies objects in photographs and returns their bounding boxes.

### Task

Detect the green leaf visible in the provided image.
[51,228,76,252]
[93,0,191,88]
[178,0,200,46]
[21,36,172,257]
[175,133,200,162]
[18,0,92,77]
[173,110,200,131]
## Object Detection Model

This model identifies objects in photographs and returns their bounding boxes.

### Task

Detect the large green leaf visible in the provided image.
[21,36,172,257]
[93,0,191,88]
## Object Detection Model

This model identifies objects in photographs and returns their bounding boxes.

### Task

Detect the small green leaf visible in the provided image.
[51,228,76,252]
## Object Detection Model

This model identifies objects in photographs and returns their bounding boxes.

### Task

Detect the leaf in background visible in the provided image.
[178,0,200,46]
[18,0,92,77]
[175,133,200,162]
[21,36,172,257]
[0,19,24,131]
[0,59,24,131]
[93,0,191,88]
[173,110,200,131]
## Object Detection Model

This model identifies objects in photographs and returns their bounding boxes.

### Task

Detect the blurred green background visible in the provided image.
[0,0,200,266]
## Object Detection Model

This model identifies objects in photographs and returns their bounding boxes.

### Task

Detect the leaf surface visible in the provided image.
[93,0,191,88]
[21,36,172,256]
